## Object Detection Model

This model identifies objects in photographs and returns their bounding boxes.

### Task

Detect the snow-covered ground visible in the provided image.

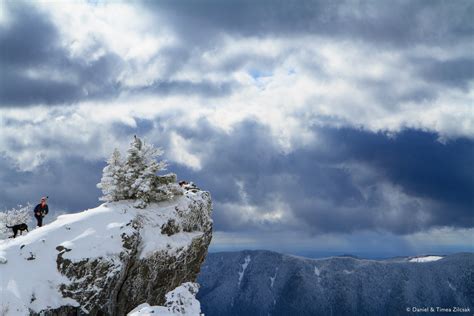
[408,256,444,263]
[127,283,202,316]
[0,194,207,315]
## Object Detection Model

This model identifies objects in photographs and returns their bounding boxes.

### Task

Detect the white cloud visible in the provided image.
[405,227,474,252]
[1,1,472,170]
[41,1,174,61]
[168,132,202,170]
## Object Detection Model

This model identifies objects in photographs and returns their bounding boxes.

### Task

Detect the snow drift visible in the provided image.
[127,282,201,316]
[0,189,212,315]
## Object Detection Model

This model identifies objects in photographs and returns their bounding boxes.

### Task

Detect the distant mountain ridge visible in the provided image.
[197,250,473,316]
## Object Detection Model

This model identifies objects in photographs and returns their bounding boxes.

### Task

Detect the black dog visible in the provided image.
[6,223,29,238]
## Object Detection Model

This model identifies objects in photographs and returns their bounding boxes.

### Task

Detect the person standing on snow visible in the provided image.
[34,196,49,227]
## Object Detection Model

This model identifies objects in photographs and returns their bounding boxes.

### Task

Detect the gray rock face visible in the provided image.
[114,229,212,315]
[197,250,474,316]
[39,190,212,316]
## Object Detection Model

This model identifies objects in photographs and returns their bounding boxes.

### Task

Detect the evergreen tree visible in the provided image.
[124,137,167,204]
[123,136,144,199]
[135,143,167,203]
[98,136,179,207]
[97,148,125,202]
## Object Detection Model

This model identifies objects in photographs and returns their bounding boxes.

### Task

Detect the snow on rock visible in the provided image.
[269,267,278,289]
[238,255,251,287]
[0,189,212,315]
[314,266,320,276]
[447,281,456,291]
[409,256,444,263]
[128,282,202,316]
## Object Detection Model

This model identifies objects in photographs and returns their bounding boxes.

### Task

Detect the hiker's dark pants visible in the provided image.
[35,215,43,227]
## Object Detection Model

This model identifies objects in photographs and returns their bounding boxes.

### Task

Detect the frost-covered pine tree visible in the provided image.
[0,204,32,238]
[137,143,168,203]
[98,136,180,207]
[123,136,145,199]
[124,136,167,206]
[97,148,126,202]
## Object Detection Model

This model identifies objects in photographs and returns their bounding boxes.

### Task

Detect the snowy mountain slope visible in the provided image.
[0,189,212,315]
[197,250,474,316]
[408,255,444,263]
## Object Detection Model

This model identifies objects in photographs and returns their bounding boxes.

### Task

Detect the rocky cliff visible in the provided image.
[0,189,212,316]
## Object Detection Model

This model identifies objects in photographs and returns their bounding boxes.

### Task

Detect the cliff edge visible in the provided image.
[0,189,212,315]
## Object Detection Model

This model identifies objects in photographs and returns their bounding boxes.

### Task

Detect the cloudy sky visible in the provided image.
[1,0,473,258]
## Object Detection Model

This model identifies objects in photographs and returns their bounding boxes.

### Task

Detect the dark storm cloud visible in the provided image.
[0,2,124,107]
[2,1,472,107]
[0,154,102,213]
[1,117,472,235]
[0,2,57,66]
[0,2,237,108]
[320,128,474,225]
[140,0,473,103]
[0,53,123,106]
[166,120,473,235]
[354,78,439,109]
[143,0,473,47]
[134,79,237,97]
[1,0,472,240]
[417,57,474,90]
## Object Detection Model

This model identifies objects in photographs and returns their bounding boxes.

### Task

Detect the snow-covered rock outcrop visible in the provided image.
[0,189,212,316]
[128,282,201,316]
